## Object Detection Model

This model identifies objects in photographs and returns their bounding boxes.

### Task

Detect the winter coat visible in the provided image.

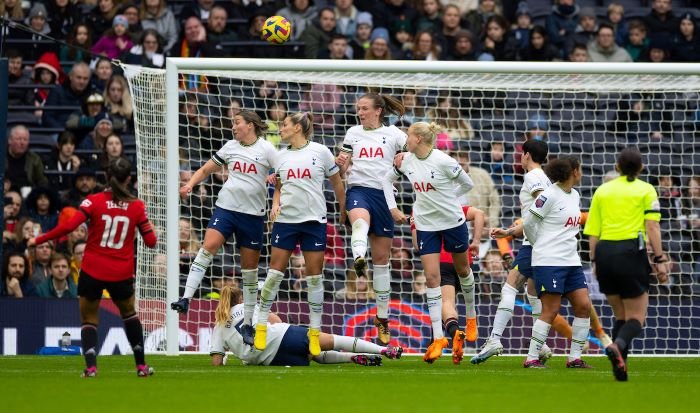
[276,1,318,42]
[141,7,179,54]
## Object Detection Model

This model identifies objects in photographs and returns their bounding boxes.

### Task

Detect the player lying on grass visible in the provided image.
[210,285,403,367]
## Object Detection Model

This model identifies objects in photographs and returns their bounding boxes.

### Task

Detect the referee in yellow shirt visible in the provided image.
[583,147,669,382]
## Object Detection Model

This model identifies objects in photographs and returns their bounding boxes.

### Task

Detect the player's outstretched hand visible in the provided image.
[179,184,193,198]
[27,237,37,248]
[490,228,509,239]
[390,208,407,224]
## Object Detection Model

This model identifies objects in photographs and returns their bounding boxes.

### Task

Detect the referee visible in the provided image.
[583,147,669,382]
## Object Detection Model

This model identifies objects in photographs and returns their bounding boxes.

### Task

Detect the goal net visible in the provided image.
[123,60,700,356]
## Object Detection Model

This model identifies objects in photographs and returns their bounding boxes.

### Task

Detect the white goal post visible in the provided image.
[123,59,700,356]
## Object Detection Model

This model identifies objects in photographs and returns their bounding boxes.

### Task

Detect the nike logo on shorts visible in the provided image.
[383,228,391,232]
[314,242,323,246]
[455,244,464,248]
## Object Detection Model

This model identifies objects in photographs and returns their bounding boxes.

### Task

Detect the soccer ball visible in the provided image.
[261,15,291,45]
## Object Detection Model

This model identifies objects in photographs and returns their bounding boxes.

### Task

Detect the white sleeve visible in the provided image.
[382,166,402,210]
[451,169,474,196]
[209,325,226,355]
[396,131,407,152]
[266,143,278,171]
[340,130,353,153]
[323,147,339,177]
[524,193,552,244]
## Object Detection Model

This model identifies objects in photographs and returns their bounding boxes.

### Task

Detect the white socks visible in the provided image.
[350,219,369,260]
[527,294,542,320]
[306,274,324,330]
[242,269,258,325]
[313,351,354,364]
[490,283,518,341]
[257,269,284,326]
[332,334,384,353]
[373,264,391,319]
[183,248,213,299]
[459,271,476,318]
[569,317,590,361]
[527,319,551,361]
[426,286,444,339]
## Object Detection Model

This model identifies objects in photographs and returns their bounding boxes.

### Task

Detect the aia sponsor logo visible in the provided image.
[358,147,384,158]
[230,161,258,174]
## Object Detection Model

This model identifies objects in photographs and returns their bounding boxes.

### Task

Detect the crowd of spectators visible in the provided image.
[3,0,700,301]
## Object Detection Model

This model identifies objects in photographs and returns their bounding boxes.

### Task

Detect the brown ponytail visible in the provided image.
[360,93,406,125]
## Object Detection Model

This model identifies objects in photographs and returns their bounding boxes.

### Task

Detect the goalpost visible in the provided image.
[123,59,700,356]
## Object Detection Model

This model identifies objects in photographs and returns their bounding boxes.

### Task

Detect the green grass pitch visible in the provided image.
[2,355,699,413]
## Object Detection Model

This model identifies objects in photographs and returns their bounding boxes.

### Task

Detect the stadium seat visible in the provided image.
[29,133,56,151]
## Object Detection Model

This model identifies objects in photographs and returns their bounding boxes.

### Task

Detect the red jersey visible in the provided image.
[36,191,157,281]
[411,206,472,265]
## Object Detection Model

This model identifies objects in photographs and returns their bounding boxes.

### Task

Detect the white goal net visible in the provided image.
[124,60,700,356]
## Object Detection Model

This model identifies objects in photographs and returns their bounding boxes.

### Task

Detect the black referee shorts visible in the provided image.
[78,270,135,301]
[595,240,651,298]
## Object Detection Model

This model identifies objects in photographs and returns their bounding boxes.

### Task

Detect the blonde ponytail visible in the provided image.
[410,121,443,146]
[214,285,243,325]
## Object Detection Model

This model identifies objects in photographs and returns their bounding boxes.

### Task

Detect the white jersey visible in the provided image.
[394,149,466,231]
[212,138,277,216]
[341,125,407,190]
[520,168,552,246]
[274,141,338,224]
[528,184,582,267]
[209,303,290,366]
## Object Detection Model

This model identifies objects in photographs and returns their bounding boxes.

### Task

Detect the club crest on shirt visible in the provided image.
[535,195,547,208]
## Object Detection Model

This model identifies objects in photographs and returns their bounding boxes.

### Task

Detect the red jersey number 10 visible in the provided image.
[100,215,130,249]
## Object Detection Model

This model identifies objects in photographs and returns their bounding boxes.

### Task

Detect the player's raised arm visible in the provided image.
[180,159,221,198]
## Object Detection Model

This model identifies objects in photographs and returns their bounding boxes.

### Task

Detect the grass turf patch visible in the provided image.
[2,355,699,413]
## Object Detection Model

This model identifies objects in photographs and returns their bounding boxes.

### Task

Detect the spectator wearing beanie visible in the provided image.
[92,15,134,59]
